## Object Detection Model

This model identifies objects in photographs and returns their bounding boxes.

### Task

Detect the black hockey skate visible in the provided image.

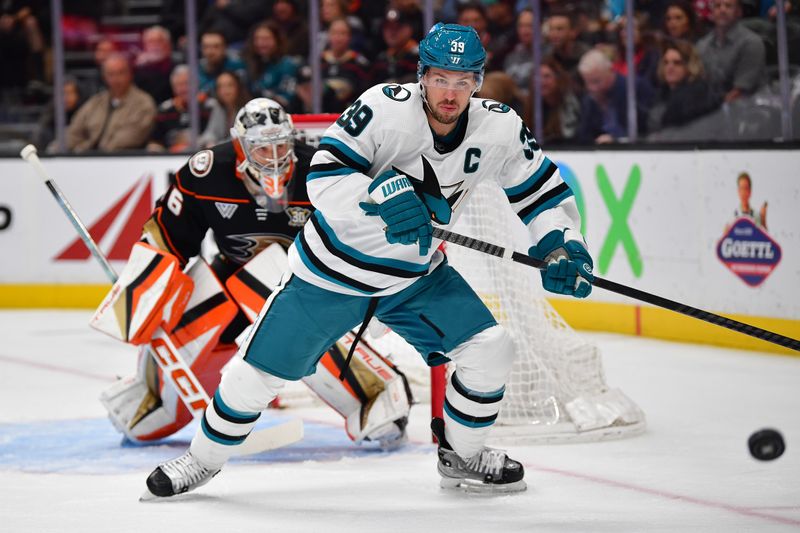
[141,451,221,500]
[431,417,526,493]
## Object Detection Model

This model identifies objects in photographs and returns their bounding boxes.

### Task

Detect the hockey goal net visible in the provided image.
[290,114,645,443]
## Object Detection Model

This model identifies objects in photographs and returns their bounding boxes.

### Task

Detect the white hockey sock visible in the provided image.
[443,371,505,458]
[190,357,286,468]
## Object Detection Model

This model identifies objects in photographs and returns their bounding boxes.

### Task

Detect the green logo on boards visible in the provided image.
[596,164,642,277]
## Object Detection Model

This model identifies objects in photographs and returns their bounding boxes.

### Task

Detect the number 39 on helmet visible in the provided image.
[231,98,296,200]
[417,23,486,92]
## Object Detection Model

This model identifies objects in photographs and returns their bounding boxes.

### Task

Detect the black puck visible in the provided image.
[748,429,785,461]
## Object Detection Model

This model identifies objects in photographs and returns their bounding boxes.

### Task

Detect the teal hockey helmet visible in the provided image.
[417,23,486,87]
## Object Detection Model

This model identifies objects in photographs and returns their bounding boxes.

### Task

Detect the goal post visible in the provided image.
[290,114,646,444]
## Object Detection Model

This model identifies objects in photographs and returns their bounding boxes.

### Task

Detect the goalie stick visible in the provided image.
[432,227,800,353]
[20,144,303,455]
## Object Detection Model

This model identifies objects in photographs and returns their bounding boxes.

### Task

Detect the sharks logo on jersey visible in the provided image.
[392,155,467,225]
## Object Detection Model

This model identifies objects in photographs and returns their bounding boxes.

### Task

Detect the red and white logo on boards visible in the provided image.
[55,174,154,262]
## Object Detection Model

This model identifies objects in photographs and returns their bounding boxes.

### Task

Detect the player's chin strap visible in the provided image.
[338,297,380,381]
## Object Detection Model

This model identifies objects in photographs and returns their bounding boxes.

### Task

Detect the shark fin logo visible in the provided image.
[55,174,154,261]
[381,84,411,102]
[392,155,460,225]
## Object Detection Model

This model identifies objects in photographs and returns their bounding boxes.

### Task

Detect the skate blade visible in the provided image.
[139,489,165,503]
[439,476,527,494]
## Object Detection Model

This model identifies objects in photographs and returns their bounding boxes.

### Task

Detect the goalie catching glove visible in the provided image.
[529,229,594,298]
[359,169,432,256]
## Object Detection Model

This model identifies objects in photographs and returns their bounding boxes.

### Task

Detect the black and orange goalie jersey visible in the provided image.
[144,140,316,273]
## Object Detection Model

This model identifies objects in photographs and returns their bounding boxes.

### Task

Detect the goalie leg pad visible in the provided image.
[442,325,515,459]
[303,333,411,447]
[191,356,287,469]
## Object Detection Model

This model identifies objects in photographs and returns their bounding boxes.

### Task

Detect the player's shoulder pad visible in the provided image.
[471,98,524,137]
[373,82,416,105]
[182,141,236,179]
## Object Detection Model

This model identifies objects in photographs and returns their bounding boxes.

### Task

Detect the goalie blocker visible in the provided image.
[93,243,412,447]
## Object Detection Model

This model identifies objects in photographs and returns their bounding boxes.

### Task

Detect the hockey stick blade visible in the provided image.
[234,417,304,456]
[20,144,305,455]
[433,227,800,353]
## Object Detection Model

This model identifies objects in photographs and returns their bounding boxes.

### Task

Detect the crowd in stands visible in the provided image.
[1,0,799,154]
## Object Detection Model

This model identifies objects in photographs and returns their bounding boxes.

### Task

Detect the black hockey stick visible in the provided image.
[433,227,800,353]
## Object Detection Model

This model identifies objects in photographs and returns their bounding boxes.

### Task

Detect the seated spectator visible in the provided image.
[542,7,591,90]
[648,40,721,132]
[476,71,525,116]
[0,4,45,99]
[214,71,251,130]
[66,54,156,153]
[198,30,246,97]
[272,0,309,60]
[611,13,661,87]
[321,18,371,113]
[576,49,653,144]
[134,25,175,104]
[198,0,271,46]
[34,76,86,152]
[533,56,582,145]
[483,0,518,70]
[242,21,298,109]
[286,63,339,115]
[320,0,369,56]
[369,8,420,85]
[696,0,765,102]
[504,9,535,95]
[389,0,425,41]
[663,0,705,42]
[148,64,227,153]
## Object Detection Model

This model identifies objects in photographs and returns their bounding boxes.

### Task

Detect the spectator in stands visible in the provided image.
[504,9,535,96]
[482,0,517,70]
[663,0,705,42]
[696,0,765,102]
[272,0,310,60]
[0,4,46,98]
[321,18,371,113]
[134,25,175,105]
[647,39,720,132]
[198,30,247,97]
[148,64,226,153]
[533,56,582,145]
[476,71,524,116]
[66,54,156,153]
[611,13,661,87]
[321,0,368,55]
[198,0,271,46]
[387,0,425,41]
[542,7,591,89]
[576,49,653,144]
[34,76,86,152]
[242,21,298,109]
[287,63,339,115]
[214,71,251,130]
[369,8,420,85]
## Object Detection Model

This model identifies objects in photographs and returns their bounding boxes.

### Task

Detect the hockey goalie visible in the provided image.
[91,98,412,448]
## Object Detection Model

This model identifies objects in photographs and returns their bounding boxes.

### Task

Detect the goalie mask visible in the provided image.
[231,98,296,203]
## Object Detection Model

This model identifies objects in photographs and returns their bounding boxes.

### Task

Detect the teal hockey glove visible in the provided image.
[529,230,594,298]
[359,169,432,256]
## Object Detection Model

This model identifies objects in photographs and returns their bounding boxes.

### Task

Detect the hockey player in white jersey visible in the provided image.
[143,23,593,498]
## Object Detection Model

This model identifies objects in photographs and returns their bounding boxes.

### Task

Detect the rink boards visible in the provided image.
[0,148,797,354]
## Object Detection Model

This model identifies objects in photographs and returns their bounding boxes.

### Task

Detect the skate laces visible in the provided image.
[160,452,213,492]
[465,448,506,476]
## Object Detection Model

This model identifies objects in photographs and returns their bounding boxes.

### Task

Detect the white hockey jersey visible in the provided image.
[287,82,584,297]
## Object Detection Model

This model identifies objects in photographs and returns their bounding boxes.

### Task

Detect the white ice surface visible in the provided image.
[0,310,798,532]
